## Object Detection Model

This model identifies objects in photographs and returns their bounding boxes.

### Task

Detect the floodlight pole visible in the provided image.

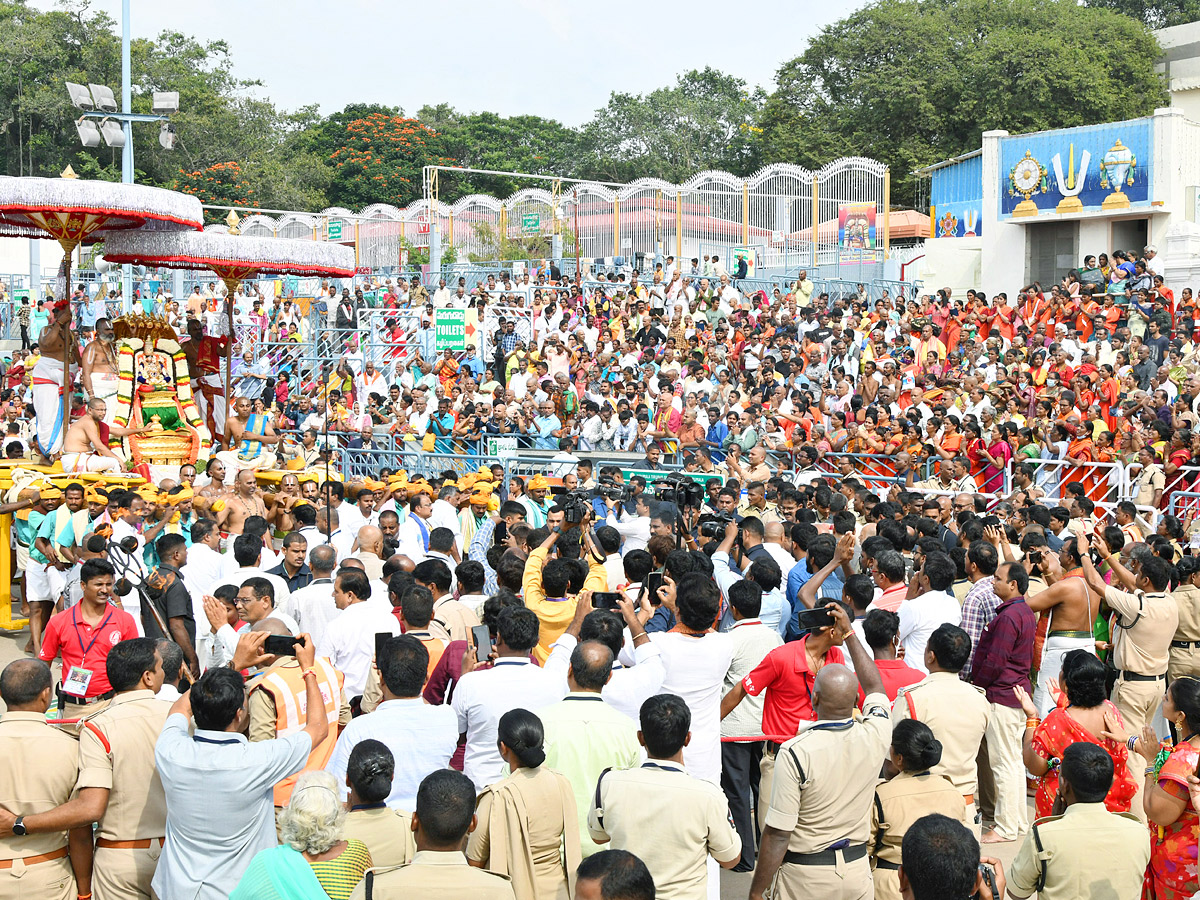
[121,0,132,310]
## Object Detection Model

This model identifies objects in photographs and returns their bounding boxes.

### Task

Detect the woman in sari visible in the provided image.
[467,709,579,900]
[1014,650,1137,819]
[1103,676,1200,900]
[978,423,1014,493]
[232,770,372,900]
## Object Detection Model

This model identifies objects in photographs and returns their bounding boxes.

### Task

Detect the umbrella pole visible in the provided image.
[221,277,240,448]
[58,238,79,455]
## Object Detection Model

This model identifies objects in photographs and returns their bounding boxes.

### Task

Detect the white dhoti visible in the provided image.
[61,451,122,474]
[214,448,278,473]
[1033,632,1097,716]
[31,356,66,458]
[196,375,226,445]
[26,562,65,605]
[89,372,121,424]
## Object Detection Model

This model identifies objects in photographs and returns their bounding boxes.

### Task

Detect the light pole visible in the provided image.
[66,0,180,311]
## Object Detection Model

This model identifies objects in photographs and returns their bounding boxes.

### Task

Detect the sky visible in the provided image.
[33,0,866,126]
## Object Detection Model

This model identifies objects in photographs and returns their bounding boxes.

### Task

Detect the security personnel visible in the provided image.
[1007,742,1148,900]
[349,769,514,900]
[1168,556,1200,681]
[343,741,416,870]
[892,624,990,834]
[749,604,890,900]
[588,694,742,900]
[1084,538,1176,738]
[0,640,171,900]
[246,619,349,807]
[0,659,80,900]
[868,720,965,900]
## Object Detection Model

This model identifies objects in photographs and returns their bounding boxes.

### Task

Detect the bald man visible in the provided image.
[750,603,891,900]
[354,525,386,582]
[762,520,797,575]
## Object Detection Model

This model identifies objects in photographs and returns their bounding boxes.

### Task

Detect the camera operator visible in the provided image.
[604,491,650,554]
[712,519,787,635]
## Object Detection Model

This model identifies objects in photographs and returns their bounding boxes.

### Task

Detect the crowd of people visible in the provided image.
[0,241,1198,900]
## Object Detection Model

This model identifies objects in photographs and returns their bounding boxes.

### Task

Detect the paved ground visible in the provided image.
[0,606,1025,900]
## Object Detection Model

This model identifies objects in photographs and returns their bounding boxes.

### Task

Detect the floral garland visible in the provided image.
[110,340,141,451]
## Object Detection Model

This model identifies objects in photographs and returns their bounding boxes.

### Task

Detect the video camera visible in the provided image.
[560,490,594,525]
[698,510,736,539]
[597,476,631,503]
[652,473,704,508]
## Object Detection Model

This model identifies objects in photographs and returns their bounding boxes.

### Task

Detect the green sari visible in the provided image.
[230,844,329,900]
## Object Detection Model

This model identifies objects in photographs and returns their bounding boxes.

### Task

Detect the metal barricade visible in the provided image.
[1020,457,1126,504]
[1168,491,1200,523]
[338,446,489,481]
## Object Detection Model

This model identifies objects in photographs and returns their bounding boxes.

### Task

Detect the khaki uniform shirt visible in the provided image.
[432,596,480,645]
[869,770,965,866]
[588,761,741,900]
[246,658,352,743]
[764,693,891,852]
[893,673,990,797]
[76,690,171,841]
[1105,586,1177,676]
[1008,802,1148,900]
[344,805,415,870]
[1170,584,1200,679]
[348,850,515,900]
[1134,464,1165,507]
[0,711,80,858]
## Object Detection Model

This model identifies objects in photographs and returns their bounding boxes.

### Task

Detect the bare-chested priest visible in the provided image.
[80,318,121,424]
[217,469,268,538]
[60,398,150,474]
[1028,535,1104,716]
[30,300,79,463]
[215,396,283,473]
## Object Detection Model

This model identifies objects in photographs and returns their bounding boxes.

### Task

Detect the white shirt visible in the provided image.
[897,589,962,674]
[290,578,337,638]
[211,567,293,619]
[396,513,432,563]
[153,714,313,900]
[315,601,401,697]
[180,543,232,598]
[648,631,734,783]
[429,500,463,549]
[606,512,649,555]
[545,633,665,722]
[326,697,458,810]
[604,554,626,592]
[299,526,355,565]
[453,658,566,790]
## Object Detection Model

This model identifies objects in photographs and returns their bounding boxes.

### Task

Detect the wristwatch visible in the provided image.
[12,816,26,836]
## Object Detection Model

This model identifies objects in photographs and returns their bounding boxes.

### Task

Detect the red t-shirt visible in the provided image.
[742,636,845,742]
[39,604,140,697]
[858,658,925,706]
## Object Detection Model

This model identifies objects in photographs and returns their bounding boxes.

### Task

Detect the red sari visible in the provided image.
[1029,702,1137,819]
[1145,741,1200,899]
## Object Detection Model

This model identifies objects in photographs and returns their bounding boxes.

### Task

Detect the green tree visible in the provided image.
[1084,0,1200,27]
[327,113,454,209]
[173,161,254,223]
[760,0,1167,205]
[576,67,764,184]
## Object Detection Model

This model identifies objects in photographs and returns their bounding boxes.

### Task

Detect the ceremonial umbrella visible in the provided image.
[102,228,355,410]
[0,175,204,453]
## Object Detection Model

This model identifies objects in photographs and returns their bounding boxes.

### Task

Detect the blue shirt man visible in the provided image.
[531,404,561,451]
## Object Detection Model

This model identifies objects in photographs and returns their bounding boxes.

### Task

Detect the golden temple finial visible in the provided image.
[60,165,78,179]
[225,210,241,235]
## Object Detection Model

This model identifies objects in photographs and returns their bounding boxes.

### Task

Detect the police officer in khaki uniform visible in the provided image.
[589,694,741,900]
[869,720,965,900]
[1007,742,1148,900]
[892,623,990,835]
[350,769,514,900]
[0,640,170,900]
[1167,556,1200,681]
[1084,539,1176,738]
[342,740,416,870]
[0,659,80,900]
[749,604,889,900]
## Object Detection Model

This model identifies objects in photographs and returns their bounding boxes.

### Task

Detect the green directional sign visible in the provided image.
[434,308,467,352]
[625,469,724,487]
[522,213,540,232]
[327,220,343,241]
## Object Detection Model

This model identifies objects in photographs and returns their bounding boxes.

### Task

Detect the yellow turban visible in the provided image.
[528,474,549,491]
[457,474,477,492]
[362,478,385,492]
[85,488,107,504]
[209,498,226,513]
[137,486,162,505]
[475,466,494,482]
[166,487,194,505]
[470,484,493,505]
[39,485,63,500]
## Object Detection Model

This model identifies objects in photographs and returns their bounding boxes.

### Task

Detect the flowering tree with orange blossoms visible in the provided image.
[173,162,254,224]
[329,114,455,209]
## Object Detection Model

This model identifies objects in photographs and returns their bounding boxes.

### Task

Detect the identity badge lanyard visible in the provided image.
[64,606,112,696]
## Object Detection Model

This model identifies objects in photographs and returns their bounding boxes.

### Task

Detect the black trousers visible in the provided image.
[721,739,763,867]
